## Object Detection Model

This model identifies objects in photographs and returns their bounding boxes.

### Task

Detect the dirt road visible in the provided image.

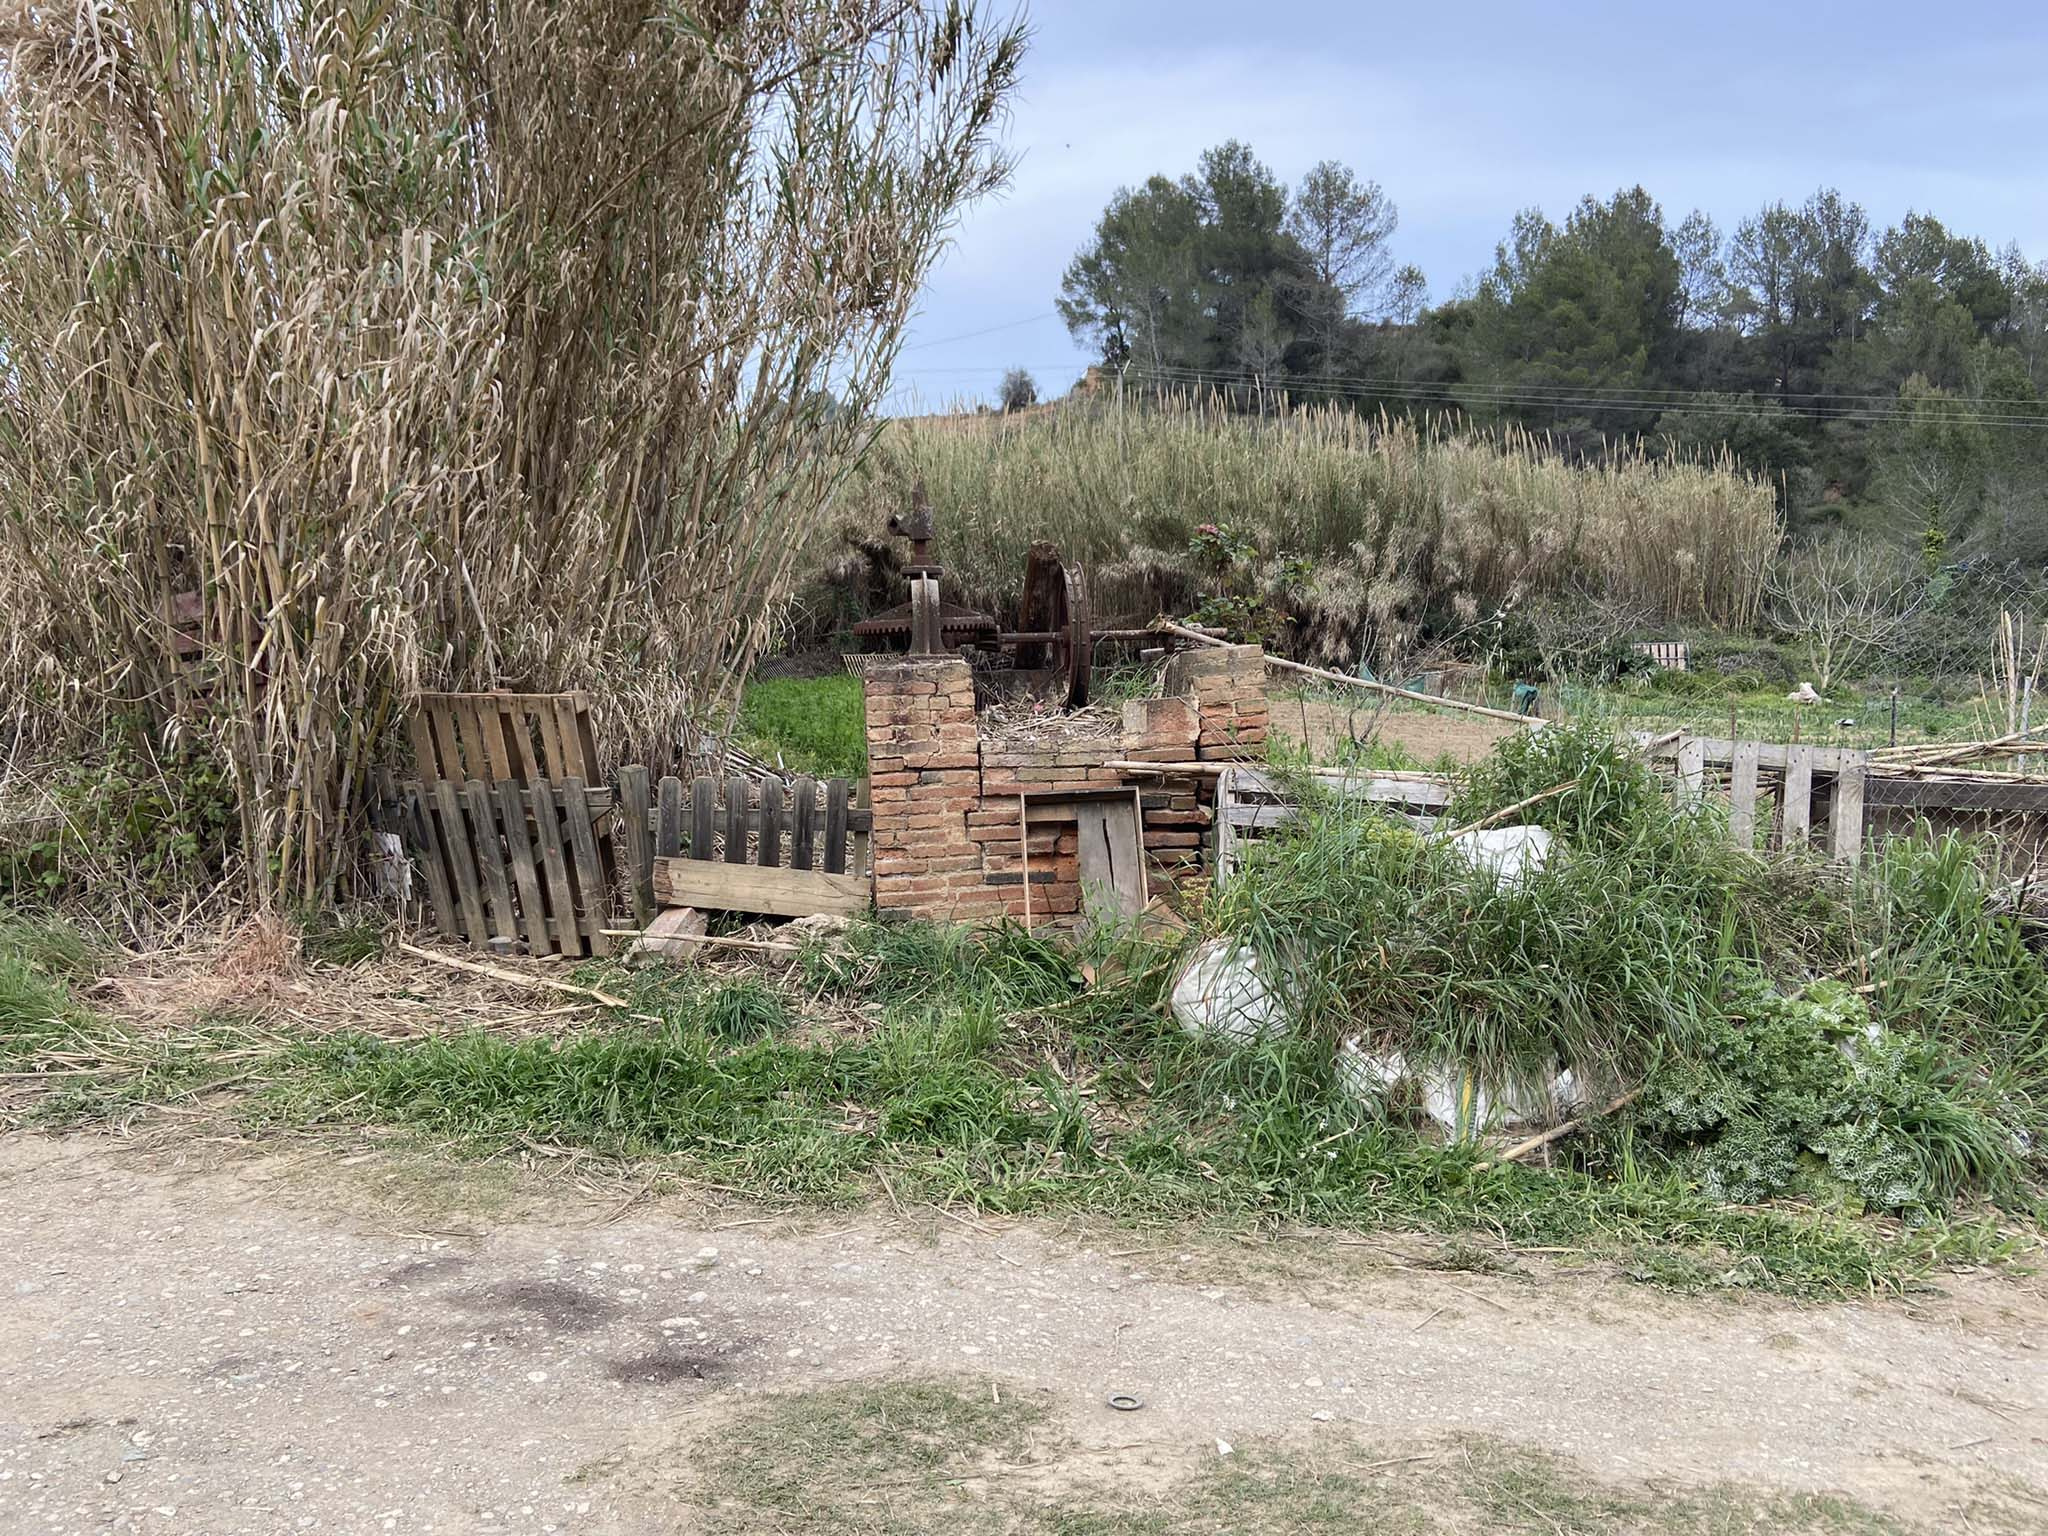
[3,1130,2044,1533]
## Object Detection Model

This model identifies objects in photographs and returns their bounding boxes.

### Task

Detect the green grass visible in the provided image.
[5,726,2045,1301]
[680,1377,1984,1535]
[738,674,868,779]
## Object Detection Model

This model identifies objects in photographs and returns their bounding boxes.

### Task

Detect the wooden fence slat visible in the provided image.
[1831,754,1867,863]
[404,784,459,938]
[657,775,685,858]
[497,778,551,956]
[757,778,784,868]
[1729,739,1761,849]
[432,780,488,942]
[559,777,611,956]
[1783,745,1814,849]
[1675,735,1706,806]
[691,776,716,863]
[724,776,750,864]
[465,780,518,945]
[619,764,656,925]
[823,778,850,875]
[851,777,870,878]
[789,777,817,871]
[528,779,584,958]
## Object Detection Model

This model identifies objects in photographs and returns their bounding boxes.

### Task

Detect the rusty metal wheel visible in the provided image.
[1018,542,1092,707]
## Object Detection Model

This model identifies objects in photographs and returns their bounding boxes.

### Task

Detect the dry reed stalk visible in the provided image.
[825,392,1779,663]
[0,0,1023,908]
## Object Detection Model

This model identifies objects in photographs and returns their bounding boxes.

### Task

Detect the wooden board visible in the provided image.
[757,777,784,868]
[1073,797,1146,926]
[1783,745,1814,849]
[528,779,584,958]
[657,775,685,858]
[464,779,517,945]
[1728,739,1761,849]
[723,776,750,863]
[1831,757,1867,863]
[691,776,716,863]
[789,778,818,871]
[1862,776,2048,813]
[618,764,655,925]
[404,783,459,939]
[653,859,870,918]
[559,777,611,956]
[433,780,488,942]
[1675,735,1706,806]
[496,778,550,956]
[824,779,850,875]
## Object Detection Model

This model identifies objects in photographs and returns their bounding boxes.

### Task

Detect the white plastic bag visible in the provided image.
[1170,939,1290,1043]
[1447,824,1554,888]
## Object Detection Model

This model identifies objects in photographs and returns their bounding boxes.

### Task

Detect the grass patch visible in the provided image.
[683,1378,1973,1534]
[738,674,868,779]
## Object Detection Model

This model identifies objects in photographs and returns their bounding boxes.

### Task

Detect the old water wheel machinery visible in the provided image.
[851,484,1098,707]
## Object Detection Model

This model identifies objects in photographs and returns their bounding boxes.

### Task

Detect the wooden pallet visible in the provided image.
[407,692,598,785]
[399,776,615,956]
[1213,764,1449,883]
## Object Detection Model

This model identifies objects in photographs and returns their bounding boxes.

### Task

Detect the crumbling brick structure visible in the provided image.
[863,644,1269,924]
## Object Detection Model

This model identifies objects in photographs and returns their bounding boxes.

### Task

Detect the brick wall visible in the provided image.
[1162,644,1269,760]
[863,646,1266,925]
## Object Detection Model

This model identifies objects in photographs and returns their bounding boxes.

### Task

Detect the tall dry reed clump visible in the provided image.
[0,0,1022,907]
[826,393,1778,663]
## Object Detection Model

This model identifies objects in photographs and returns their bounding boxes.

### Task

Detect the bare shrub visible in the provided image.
[1766,541,1920,692]
[0,0,1022,906]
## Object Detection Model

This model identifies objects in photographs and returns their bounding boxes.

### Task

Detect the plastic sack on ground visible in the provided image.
[1447,824,1554,888]
[1171,939,1290,1043]
[1338,1040,1584,1143]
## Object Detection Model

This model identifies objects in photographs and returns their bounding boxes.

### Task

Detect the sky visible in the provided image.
[888,0,2048,413]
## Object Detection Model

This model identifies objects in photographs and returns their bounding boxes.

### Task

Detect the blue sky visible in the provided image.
[889,0,2048,412]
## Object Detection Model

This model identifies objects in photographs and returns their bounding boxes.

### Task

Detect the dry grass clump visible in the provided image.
[0,0,1023,906]
[825,394,1777,664]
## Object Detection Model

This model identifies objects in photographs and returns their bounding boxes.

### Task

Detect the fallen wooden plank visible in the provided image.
[652,858,870,918]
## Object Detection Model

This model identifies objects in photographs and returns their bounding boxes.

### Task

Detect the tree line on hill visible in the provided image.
[1055,142,2048,562]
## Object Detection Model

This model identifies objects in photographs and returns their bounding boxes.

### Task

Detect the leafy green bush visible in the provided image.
[0,728,237,907]
[1640,978,2025,1214]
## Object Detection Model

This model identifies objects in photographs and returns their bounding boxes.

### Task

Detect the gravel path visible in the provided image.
[2,1131,2043,1533]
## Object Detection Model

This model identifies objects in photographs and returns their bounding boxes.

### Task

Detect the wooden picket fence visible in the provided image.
[629,769,871,921]
[394,767,871,954]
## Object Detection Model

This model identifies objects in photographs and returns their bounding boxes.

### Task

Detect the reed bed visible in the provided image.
[0,0,1022,908]
[828,394,1779,662]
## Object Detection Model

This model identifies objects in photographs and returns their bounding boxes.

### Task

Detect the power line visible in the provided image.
[899,311,1063,352]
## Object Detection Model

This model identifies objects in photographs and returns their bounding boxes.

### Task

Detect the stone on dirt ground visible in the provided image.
[1,1132,2043,1534]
